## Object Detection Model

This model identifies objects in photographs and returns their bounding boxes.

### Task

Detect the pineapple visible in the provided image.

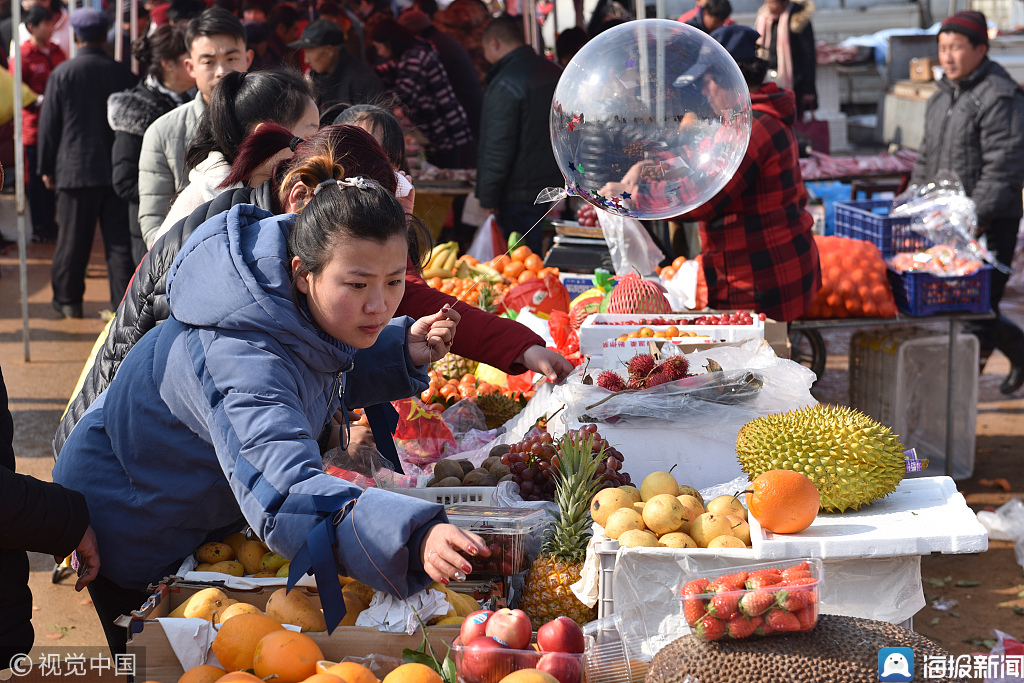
[432,353,478,380]
[476,284,497,314]
[519,430,602,626]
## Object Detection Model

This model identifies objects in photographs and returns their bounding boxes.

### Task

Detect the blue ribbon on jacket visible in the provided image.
[287,494,356,634]
[364,403,403,474]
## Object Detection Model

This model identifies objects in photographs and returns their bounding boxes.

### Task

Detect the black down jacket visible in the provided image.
[52,181,276,457]
[910,58,1024,226]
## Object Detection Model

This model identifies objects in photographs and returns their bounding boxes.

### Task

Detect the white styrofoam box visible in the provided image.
[390,486,495,506]
[580,313,764,356]
[816,63,841,114]
[752,477,988,560]
[599,338,721,369]
[849,329,978,480]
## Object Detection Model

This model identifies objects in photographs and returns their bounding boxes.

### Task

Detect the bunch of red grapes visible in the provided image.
[576,203,599,227]
[501,425,631,502]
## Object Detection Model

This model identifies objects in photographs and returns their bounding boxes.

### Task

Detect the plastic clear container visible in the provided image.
[450,635,588,683]
[445,506,549,575]
[677,558,822,641]
[583,606,652,683]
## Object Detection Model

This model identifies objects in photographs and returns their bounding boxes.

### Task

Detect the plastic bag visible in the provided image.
[341,654,407,679]
[985,630,1024,683]
[804,235,898,319]
[661,259,702,311]
[391,398,458,469]
[548,311,584,367]
[977,498,1024,543]
[323,444,416,489]
[468,214,505,263]
[597,210,664,277]
[442,398,487,437]
[499,274,571,319]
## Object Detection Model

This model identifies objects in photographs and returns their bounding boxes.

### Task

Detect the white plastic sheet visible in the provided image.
[597,211,663,277]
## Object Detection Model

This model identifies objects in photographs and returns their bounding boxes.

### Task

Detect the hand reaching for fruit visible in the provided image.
[421,524,490,585]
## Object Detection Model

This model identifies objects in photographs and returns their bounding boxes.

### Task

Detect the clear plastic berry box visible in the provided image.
[450,635,589,683]
[579,312,765,356]
[444,505,549,575]
[677,558,823,641]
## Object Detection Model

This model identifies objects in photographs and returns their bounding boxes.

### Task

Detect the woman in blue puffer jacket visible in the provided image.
[53,156,488,653]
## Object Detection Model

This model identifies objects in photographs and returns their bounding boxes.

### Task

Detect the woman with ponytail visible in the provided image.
[54,146,485,653]
[152,67,319,242]
[108,24,194,263]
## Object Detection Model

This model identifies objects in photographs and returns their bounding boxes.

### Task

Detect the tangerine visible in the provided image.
[503,262,526,279]
[524,254,544,272]
[660,266,676,281]
[324,662,380,683]
[672,256,688,269]
[518,270,538,283]
[511,245,533,262]
[212,613,285,671]
[218,674,263,683]
[381,663,443,683]
[744,470,820,534]
[301,675,346,683]
[490,254,511,271]
[427,277,443,289]
[178,665,227,683]
[253,630,324,683]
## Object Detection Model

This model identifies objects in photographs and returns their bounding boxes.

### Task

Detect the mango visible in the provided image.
[237,540,269,575]
[195,542,235,564]
[265,588,327,632]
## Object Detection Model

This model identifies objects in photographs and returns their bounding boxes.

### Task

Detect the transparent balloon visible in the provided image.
[549,19,752,219]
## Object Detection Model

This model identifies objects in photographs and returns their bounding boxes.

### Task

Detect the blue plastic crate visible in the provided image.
[886,266,992,317]
[834,200,930,259]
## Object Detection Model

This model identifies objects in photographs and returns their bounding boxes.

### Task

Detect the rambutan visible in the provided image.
[626,353,656,379]
[658,356,690,380]
[597,371,627,392]
[645,372,671,388]
[626,377,647,390]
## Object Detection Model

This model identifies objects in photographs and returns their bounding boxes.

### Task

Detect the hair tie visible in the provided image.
[289,136,303,152]
[312,176,375,196]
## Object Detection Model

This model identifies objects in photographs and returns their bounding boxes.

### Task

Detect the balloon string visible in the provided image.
[461,201,559,299]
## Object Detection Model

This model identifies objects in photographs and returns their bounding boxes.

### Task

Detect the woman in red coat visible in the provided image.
[680,25,820,322]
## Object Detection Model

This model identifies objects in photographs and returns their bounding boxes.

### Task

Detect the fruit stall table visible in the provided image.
[592,475,988,640]
[789,310,994,477]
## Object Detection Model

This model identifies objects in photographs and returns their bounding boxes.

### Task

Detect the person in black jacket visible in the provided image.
[685,0,732,33]
[38,8,137,319]
[108,24,194,265]
[475,14,562,254]
[1,360,99,667]
[291,19,385,110]
[755,0,816,116]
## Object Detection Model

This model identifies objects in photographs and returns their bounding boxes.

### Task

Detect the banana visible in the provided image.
[442,248,458,272]
[426,244,453,270]
[422,268,455,280]
[470,263,504,283]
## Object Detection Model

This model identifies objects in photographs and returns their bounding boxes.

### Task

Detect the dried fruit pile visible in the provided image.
[597,354,692,392]
[681,562,819,641]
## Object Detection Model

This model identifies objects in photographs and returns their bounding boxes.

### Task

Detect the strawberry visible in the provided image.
[695,615,726,641]
[746,573,782,590]
[794,607,817,631]
[682,578,710,596]
[683,595,708,626]
[781,576,817,588]
[781,569,812,583]
[755,618,774,636]
[784,561,810,574]
[766,609,801,632]
[776,589,806,612]
[739,590,775,617]
[710,592,740,620]
[719,572,749,589]
[726,615,758,639]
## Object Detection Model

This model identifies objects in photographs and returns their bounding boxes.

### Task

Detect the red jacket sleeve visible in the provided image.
[397,270,545,375]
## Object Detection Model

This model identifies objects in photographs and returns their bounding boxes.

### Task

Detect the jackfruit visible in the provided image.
[735,405,905,512]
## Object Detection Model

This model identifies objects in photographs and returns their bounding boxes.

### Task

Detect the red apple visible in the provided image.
[461,636,511,683]
[537,616,586,654]
[461,609,494,644]
[537,653,582,683]
[485,608,532,650]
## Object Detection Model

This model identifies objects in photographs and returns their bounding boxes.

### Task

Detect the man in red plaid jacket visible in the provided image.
[679,25,820,323]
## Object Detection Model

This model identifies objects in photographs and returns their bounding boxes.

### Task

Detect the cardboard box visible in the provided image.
[125,580,460,681]
[910,57,935,82]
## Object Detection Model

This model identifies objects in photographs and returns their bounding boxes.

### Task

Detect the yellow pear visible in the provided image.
[605,507,645,540]
[617,485,642,505]
[658,532,697,548]
[707,495,747,521]
[689,513,733,548]
[677,495,705,516]
[182,588,231,620]
[707,535,746,549]
[265,588,327,632]
[208,561,245,577]
[237,540,269,575]
[617,529,659,548]
[676,485,704,508]
[642,494,685,536]
[591,488,634,527]
[260,552,289,572]
[727,515,751,545]
[640,471,679,502]
[195,542,235,564]
[677,501,701,535]
[633,502,646,513]
[220,602,264,621]
[221,532,249,556]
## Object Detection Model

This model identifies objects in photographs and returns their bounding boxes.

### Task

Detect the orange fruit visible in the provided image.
[219,674,264,683]
[503,261,525,279]
[660,266,676,280]
[178,665,227,683]
[744,470,820,534]
[324,662,379,683]
[511,245,533,262]
[212,613,285,672]
[672,256,688,269]
[253,630,324,683]
[460,373,476,384]
[428,277,443,289]
[518,270,538,283]
[664,325,680,338]
[490,254,511,271]
[524,254,544,272]
[381,663,443,683]
[301,675,345,683]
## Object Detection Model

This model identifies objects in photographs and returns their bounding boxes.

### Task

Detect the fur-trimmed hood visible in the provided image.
[107,81,188,137]
[757,0,815,34]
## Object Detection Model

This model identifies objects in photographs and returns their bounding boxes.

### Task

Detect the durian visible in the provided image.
[735,405,906,513]
[475,393,523,430]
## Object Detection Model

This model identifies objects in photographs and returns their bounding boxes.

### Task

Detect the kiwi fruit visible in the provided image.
[433,459,465,483]
[435,476,464,487]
